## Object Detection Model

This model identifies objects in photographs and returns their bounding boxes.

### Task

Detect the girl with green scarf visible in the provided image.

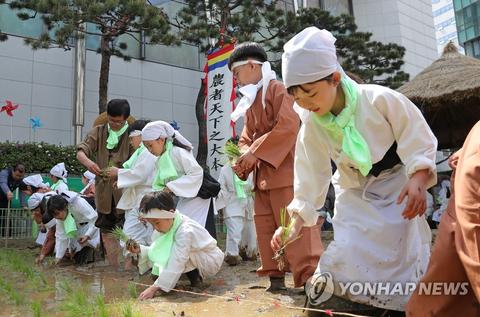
[46,192,100,265]
[127,192,223,300]
[141,120,217,238]
[275,27,438,312]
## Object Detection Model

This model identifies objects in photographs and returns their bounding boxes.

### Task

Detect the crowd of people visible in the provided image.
[0,26,478,316]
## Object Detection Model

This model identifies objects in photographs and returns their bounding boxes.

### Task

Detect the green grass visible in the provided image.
[128,282,138,299]
[0,276,23,305]
[31,300,42,317]
[95,295,109,317]
[0,249,146,317]
[0,249,47,287]
[120,301,142,317]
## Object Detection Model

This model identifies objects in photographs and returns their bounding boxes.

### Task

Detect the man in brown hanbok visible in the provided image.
[77,99,133,267]
[228,43,323,291]
[407,122,480,316]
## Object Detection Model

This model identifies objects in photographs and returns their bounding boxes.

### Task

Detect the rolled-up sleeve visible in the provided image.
[77,127,99,158]
[287,120,332,227]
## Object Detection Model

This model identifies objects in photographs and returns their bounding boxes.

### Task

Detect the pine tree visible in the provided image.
[6,0,178,113]
[172,2,410,167]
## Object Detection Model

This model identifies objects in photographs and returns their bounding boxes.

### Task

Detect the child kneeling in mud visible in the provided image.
[127,191,224,300]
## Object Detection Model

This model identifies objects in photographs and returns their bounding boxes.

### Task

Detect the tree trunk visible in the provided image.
[195,78,208,170]
[98,37,111,114]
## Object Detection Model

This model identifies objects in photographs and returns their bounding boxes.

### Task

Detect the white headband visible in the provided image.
[230,59,263,71]
[129,130,142,137]
[141,208,176,219]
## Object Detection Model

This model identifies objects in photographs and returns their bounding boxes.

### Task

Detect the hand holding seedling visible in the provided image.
[231,164,247,180]
[107,167,119,178]
[236,151,257,171]
[271,209,304,271]
[271,211,304,252]
[127,244,140,254]
[88,161,101,176]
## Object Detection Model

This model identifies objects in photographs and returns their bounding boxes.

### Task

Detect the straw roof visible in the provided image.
[398,42,480,106]
[397,42,480,149]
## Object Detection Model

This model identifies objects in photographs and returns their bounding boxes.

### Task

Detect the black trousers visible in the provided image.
[204,198,216,239]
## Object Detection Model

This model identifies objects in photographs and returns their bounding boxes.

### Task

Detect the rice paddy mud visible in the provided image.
[0,231,437,317]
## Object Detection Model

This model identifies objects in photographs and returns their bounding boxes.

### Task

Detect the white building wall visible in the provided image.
[0,36,203,151]
[432,0,464,55]
[352,0,439,77]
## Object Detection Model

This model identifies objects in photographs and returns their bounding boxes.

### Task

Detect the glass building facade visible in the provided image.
[0,1,203,70]
[454,0,480,58]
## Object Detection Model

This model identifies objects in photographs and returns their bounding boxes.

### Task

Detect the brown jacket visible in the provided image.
[407,121,480,316]
[77,124,133,214]
[238,80,300,191]
[449,121,480,301]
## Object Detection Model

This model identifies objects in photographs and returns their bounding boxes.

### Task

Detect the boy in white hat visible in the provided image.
[228,42,323,291]
[49,162,69,194]
[272,27,437,312]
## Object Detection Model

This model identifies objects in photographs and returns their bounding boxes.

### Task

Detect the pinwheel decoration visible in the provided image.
[30,117,42,130]
[1,100,19,117]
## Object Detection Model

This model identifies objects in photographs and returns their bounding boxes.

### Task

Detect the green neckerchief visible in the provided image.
[148,212,182,276]
[63,209,77,239]
[51,179,65,191]
[233,172,248,199]
[311,76,372,176]
[152,141,179,191]
[106,122,129,150]
[122,143,145,169]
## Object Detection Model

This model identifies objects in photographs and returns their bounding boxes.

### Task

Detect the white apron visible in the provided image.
[317,165,431,311]
[176,197,212,228]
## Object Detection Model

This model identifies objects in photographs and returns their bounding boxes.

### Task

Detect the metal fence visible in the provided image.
[0,208,34,240]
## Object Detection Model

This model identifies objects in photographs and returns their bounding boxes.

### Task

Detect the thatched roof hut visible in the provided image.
[398,42,480,149]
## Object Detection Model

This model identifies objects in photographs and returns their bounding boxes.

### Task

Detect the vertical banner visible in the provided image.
[205,44,236,178]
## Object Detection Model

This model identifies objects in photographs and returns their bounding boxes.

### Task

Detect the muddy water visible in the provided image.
[0,246,308,317]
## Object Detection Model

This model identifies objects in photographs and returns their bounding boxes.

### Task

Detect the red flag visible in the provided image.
[1,100,19,117]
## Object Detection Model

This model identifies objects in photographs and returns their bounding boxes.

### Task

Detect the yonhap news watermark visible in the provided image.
[306,272,471,305]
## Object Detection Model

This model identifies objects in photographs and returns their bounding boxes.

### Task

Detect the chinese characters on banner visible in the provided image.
[205,44,236,178]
